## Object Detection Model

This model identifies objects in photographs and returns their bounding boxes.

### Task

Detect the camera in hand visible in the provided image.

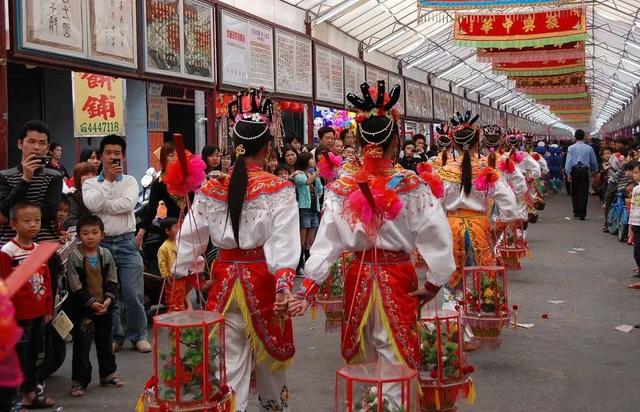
[34,156,51,166]
[112,159,121,166]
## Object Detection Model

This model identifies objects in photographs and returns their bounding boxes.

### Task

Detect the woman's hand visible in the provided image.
[287,298,310,317]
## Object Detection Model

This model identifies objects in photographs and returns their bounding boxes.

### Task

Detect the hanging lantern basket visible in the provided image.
[461,266,511,345]
[495,222,528,270]
[318,253,353,332]
[140,310,233,411]
[335,361,419,411]
[419,309,474,412]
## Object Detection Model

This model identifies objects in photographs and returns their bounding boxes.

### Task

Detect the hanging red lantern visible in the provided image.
[280,101,291,111]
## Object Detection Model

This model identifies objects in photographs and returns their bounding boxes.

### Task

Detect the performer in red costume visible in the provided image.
[289,81,455,372]
[174,88,300,412]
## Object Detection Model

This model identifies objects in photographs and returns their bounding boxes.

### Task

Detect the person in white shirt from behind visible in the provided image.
[82,134,151,353]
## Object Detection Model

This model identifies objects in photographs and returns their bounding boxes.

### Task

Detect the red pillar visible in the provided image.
[0,0,8,169]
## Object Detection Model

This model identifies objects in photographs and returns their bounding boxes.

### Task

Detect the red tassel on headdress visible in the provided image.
[532,153,541,161]
[473,167,500,191]
[344,174,403,236]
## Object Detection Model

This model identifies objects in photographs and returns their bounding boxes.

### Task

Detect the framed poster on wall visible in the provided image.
[20,0,87,59]
[389,73,405,117]
[88,0,137,68]
[433,88,453,121]
[315,44,344,105]
[248,21,274,91]
[275,29,312,97]
[344,56,365,107]
[366,65,389,85]
[405,80,420,118]
[144,0,214,81]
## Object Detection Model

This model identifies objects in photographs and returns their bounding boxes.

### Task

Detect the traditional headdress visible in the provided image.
[347,80,401,147]
[505,128,522,147]
[231,88,273,157]
[482,124,503,149]
[435,122,453,148]
[450,110,480,151]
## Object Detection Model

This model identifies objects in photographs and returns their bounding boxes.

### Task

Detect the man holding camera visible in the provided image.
[83,134,152,353]
[0,120,63,246]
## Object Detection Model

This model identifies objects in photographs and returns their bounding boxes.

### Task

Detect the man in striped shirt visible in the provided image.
[0,120,63,246]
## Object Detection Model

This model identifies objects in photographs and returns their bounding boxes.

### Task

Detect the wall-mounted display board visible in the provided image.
[389,73,405,117]
[433,88,453,121]
[344,56,365,107]
[315,44,344,105]
[220,9,274,90]
[274,29,312,97]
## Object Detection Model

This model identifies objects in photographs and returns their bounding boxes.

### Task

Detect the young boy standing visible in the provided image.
[158,217,193,312]
[66,215,123,396]
[0,202,55,409]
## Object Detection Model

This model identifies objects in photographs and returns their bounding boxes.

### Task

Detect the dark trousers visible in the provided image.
[571,166,590,218]
[0,387,15,412]
[71,311,117,386]
[603,182,618,228]
[16,317,45,395]
[633,226,640,268]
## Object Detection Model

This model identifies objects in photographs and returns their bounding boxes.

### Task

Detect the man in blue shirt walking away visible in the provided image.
[564,129,598,220]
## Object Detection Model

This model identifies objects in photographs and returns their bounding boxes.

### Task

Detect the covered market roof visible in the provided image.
[284,0,640,134]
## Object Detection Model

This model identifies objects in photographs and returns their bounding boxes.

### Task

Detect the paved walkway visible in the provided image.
[45,193,640,411]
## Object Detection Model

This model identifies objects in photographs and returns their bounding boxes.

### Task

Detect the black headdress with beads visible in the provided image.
[347,81,402,147]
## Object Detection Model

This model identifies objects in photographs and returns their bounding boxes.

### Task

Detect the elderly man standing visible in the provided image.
[565,129,599,221]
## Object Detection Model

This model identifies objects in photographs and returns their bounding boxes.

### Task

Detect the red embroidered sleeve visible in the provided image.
[274,268,295,293]
[295,278,321,303]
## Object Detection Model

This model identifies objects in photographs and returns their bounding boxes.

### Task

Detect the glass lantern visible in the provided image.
[461,266,511,345]
[495,222,528,270]
[318,253,352,332]
[419,309,474,412]
[335,361,418,411]
[144,310,232,412]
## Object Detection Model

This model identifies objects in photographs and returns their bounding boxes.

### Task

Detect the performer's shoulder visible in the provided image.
[395,170,422,194]
[326,175,358,197]
[198,171,293,202]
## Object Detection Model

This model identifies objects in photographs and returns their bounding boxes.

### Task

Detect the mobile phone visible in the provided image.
[112,159,121,166]
[34,156,51,166]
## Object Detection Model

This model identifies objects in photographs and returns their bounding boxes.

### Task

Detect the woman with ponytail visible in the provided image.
[429,122,454,169]
[174,88,299,411]
[503,130,542,228]
[289,81,455,381]
[436,112,518,314]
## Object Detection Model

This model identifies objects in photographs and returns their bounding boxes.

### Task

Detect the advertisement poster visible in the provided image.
[144,0,181,75]
[147,96,168,132]
[220,10,249,87]
[72,72,126,137]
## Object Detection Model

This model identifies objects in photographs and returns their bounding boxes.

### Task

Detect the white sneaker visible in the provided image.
[134,339,152,353]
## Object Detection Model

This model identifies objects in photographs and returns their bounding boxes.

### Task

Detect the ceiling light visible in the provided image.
[367,29,406,52]
[396,35,426,56]
[315,0,360,24]
[455,74,479,88]
[611,91,631,101]
[484,88,506,99]
[619,68,640,81]
[406,50,439,69]
[437,61,466,79]
[626,41,640,52]
[470,83,492,94]
[622,58,640,70]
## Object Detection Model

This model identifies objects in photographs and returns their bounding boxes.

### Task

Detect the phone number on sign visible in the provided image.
[79,122,120,134]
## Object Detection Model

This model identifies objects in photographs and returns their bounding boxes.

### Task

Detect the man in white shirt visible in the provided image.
[83,134,151,353]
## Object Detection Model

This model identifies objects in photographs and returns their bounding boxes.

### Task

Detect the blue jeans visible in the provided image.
[101,234,147,344]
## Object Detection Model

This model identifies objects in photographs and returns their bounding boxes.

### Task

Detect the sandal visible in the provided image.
[21,395,55,409]
[70,383,86,397]
[100,377,124,388]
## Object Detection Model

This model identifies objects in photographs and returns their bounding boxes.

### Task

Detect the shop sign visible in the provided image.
[72,72,126,137]
[147,96,169,132]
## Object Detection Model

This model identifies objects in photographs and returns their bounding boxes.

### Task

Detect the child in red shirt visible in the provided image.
[0,202,55,409]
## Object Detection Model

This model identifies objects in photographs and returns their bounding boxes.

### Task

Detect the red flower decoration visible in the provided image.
[532,153,541,161]
[473,167,500,191]
[498,159,515,174]
[355,113,367,124]
[512,304,519,311]
[542,313,549,319]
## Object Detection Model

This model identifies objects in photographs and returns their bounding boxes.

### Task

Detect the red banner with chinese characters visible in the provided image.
[454,7,586,48]
[516,84,586,94]
[536,98,591,106]
[72,72,126,137]
[513,72,585,88]
[477,41,584,63]
[494,58,585,76]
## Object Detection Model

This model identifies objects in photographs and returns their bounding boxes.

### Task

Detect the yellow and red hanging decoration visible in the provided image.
[477,41,584,63]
